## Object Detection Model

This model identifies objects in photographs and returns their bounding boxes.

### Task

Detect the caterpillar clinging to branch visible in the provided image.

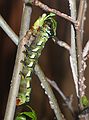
[16,13,57,106]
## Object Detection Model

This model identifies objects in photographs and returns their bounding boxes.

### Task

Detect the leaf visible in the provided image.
[23,112,36,119]
[81,96,89,107]
[21,105,37,120]
[16,106,37,120]
[15,115,26,120]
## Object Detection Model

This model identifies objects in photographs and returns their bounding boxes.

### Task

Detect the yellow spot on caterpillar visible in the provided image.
[30,54,36,58]
[37,40,43,46]
[26,71,32,77]
[32,46,40,52]
[28,61,34,67]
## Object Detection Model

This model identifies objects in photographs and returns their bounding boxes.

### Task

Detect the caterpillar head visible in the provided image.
[16,93,29,106]
[16,85,31,106]
[16,93,26,106]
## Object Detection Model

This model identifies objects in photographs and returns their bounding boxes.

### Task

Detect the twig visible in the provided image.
[35,65,64,120]
[76,0,87,110]
[52,37,70,52]
[0,14,18,45]
[46,77,74,116]
[80,1,87,42]
[68,0,79,98]
[4,3,32,120]
[25,0,76,24]
[19,3,32,40]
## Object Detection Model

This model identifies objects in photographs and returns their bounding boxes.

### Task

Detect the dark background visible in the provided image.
[0,0,89,120]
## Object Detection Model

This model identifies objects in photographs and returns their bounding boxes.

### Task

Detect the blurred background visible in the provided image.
[0,0,89,120]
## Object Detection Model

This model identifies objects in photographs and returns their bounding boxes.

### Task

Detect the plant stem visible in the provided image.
[19,3,32,40]
[68,0,78,98]
[0,15,18,45]
[75,0,89,119]
[52,37,70,52]
[46,78,74,116]
[4,3,32,120]
[76,0,87,110]
[25,0,76,24]
[35,65,64,120]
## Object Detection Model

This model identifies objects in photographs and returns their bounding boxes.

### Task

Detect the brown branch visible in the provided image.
[52,37,70,52]
[25,0,76,24]
[0,15,18,45]
[35,65,64,120]
[83,40,89,61]
[68,0,79,98]
[75,0,87,110]
[68,0,88,119]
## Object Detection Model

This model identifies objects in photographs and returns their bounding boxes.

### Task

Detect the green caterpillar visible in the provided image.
[16,13,57,106]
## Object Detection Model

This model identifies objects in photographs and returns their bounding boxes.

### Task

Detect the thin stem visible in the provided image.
[25,0,76,24]
[35,65,64,120]
[80,1,87,42]
[19,3,32,40]
[0,15,18,45]
[52,37,70,52]
[68,0,79,98]
[46,78,74,116]
[4,3,32,120]
[76,0,87,109]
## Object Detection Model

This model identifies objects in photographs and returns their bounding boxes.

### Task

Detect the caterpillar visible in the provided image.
[16,13,57,106]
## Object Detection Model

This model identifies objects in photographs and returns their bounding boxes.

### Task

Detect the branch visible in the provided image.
[35,65,64,120]
[83,40,89,60]
[0,15,18,45]
[19,3,32,40]
[76,0,87,110]
[25,0,76,24]
[68,0,80,99]
[4,3,32,120]
[52,37,70,52]
[46,77,74,116]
